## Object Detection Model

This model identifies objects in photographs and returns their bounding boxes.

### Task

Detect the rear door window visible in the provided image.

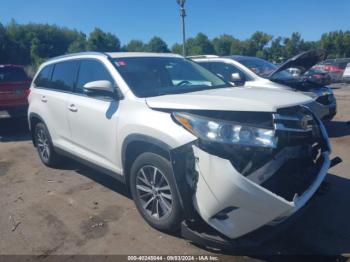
[51,60,80,92]
[34,65,54,88]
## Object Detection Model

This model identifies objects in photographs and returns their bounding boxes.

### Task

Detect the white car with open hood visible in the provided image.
[28,52,339,249]
[191,50,337,121]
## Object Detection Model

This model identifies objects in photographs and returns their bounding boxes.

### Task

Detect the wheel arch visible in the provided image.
[28,113,46,147]
[122,134,172,188]
[121,134,199,221]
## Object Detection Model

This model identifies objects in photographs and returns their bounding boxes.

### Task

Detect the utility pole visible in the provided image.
[177,0,186,57]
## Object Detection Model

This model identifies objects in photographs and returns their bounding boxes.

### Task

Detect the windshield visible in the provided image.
[235,57,294,80]
[112,57,227,97]
[0,66,29,83]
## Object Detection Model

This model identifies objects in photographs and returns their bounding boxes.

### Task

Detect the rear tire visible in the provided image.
[130,152,183,232]
[34,122,61,167]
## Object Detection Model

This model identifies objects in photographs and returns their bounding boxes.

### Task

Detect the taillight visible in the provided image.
[324,65,343,73]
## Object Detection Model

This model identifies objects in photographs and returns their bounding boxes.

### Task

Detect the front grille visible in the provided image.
[226,106,324,178]
[273,106,317,134]
[258,106,326,201]
[273,106,322,146]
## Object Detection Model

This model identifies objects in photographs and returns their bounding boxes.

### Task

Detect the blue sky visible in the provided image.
[1,0,349,46]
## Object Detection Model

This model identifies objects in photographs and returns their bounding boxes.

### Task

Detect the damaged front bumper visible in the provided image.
[170,107,338,248]
[191,146,329,239]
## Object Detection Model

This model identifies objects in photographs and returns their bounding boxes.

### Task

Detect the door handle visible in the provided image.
[41,96,47,103]
[68,104,78,112]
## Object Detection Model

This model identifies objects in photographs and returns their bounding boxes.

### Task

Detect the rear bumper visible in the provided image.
[0,106,28,119]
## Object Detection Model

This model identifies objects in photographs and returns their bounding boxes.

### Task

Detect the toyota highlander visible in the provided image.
[28,52,339,249]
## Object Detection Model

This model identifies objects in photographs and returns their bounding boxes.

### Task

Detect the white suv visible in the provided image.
[28,52,333,248]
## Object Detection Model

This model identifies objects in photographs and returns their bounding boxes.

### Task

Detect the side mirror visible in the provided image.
[231,73,246,86]
[83,80,121,99]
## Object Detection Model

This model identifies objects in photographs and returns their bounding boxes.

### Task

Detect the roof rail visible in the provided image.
[46,52,108,62]
[187,55,219,59]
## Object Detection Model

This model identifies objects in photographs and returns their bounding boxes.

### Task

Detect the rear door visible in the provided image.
[33,60,79,149]
[67,59,121,173]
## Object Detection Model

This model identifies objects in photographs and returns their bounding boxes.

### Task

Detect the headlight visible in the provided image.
[173,112,277,148]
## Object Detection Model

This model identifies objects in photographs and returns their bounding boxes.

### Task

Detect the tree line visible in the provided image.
[1,20,350,69]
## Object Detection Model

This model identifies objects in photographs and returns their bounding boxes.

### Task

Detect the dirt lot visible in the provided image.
[1,84,350,260]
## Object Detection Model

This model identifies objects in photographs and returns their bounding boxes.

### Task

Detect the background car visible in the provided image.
[191,50,337,121]
[303,68,332,86]
[0,64,31,119]
[313,58,350,83]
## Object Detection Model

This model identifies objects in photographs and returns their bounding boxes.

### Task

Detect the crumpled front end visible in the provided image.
[180,106,331,240]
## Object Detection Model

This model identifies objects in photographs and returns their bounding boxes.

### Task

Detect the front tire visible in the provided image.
[130,152,183,232]
[34,122,61,167]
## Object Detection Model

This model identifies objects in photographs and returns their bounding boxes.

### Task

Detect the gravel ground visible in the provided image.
[0,84,350,261]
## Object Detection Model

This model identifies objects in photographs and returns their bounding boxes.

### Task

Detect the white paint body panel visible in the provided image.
[66,95,121,173]
[146,86,312,112]
[28,88,71,146]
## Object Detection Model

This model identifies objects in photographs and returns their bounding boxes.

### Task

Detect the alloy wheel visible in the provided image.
[135,165,173,220]
[37,129,50,162]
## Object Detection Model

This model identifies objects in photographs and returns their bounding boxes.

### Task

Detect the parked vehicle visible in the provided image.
[0,65,31,119]
[285,67,332,86]
[303,68,332,86]
[342,63,350,83]
[28,52,337,249]
[313,58,350,83]
[191,50,337,121]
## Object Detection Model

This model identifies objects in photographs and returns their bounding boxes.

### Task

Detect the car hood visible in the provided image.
[145,87,313,112]
[269,49,326,78]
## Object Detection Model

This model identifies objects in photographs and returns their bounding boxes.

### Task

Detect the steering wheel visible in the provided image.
[176,80,191,86]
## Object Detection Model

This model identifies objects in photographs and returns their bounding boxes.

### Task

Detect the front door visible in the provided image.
[67,59,121,173]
